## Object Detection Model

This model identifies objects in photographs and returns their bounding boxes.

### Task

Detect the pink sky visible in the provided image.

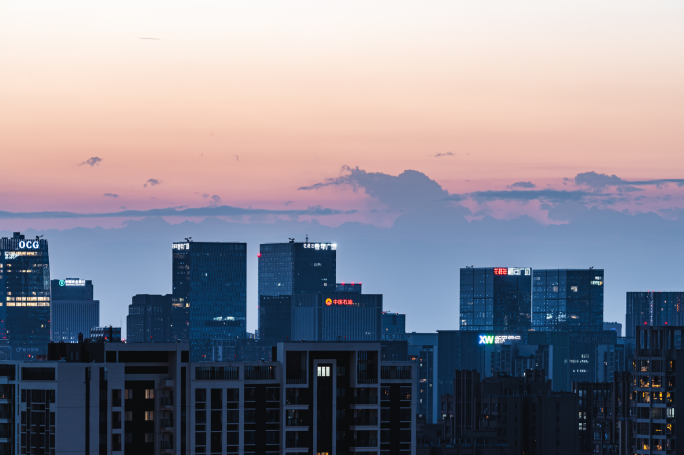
[1,1,684,229]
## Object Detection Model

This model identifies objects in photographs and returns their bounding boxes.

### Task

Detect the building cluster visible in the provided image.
[0,231,683,453]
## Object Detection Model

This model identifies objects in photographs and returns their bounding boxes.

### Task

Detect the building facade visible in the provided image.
[126,294,178,343]
[452,369,579,455]
[51,278,99,343]
[629,325,679,454]
[258,241,337,344]
[0,341,417,455]
[0,232,51,355]
[291,292,382,342]
[407,333,438,424]
[572,372,632,455]
[382,312,407,341]
[172,241,247,360]
[459,267,531,332]
[532,269,604,332]
[625,292,684,338]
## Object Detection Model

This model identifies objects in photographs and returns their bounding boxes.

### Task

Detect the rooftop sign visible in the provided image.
[494,267,531,276]
[479,334,522,345]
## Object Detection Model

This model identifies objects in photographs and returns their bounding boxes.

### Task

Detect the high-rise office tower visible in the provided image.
[258,240,336,344]
[51,278,99,343]
[291,284,382,342]
[126,294,174,343]
[532,269,604,331]
[625,292,684,338]
[0,232,51,354]
[459,267,532,332]
[172,241,246,360]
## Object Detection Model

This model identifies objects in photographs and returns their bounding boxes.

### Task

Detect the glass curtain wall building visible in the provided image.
[459,267,531,332]
[0,232,51,354]
[172,241,247,360]
[51,278,99,343]
[625,291,684,338]
[532,269,604,331]
[258,241,336,344]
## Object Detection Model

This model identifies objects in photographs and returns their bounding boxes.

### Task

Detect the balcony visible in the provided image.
[245,366,276,380]
[286,418,310,427]
[351,417,378,426]
[351,439,378,448]
[350,396,378,405]
[285,396,308,406]
[285,440,310,448]
[160,419,174,431]
[161,440,173,451]
[160,397,173,407]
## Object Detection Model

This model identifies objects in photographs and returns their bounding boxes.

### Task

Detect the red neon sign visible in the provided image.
[494,268,508,275]
[326,298,355,306]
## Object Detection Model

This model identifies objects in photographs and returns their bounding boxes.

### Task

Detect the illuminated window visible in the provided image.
[145,411,154,421]
[317,366,331,377]
[145,389,154,399]
[571,286,578,292]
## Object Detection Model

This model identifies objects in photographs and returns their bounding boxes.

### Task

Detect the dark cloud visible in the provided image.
[575,171,684,189]
[103,193,119,198]
[433,152,454,158]
[508,181,536,189]
[445,189,598,203]
[0,205,358,220]
[209,195,221,207]
[144,179,162,188]
[299,166,449,210]
[78,157,102,167]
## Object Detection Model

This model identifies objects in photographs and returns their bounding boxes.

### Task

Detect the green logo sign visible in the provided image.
[58,280,65,286]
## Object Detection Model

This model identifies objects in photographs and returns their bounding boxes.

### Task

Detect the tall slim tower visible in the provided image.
[0,232,51,357]
[172,240,246,360]
[459,267,532,332]
[258,240,336,344]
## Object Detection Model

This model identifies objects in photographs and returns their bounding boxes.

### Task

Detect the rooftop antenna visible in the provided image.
[306,234,309,242]
[185,237,192,242]
[36,235,43,240]
[289,238,295,243]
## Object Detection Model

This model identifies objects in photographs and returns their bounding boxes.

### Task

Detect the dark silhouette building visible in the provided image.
[172,240,247,360]
[532,269,604,331]
[0,232,51,356]
[459,267,531,332]
[572,372,632,454]
[126,294,174,343]
[452,369,579,455]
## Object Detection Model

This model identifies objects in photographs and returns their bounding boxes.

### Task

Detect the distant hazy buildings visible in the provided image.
[382,311,407,341]
[51,278,99,343]
[258,240,336,344]
[0,232,51,355]
[172,241,246,360]
[604,321,622,337]
[625,291,684,337]
[459,267,532,332]
[532,269,604,331]
[126,294,174,343]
